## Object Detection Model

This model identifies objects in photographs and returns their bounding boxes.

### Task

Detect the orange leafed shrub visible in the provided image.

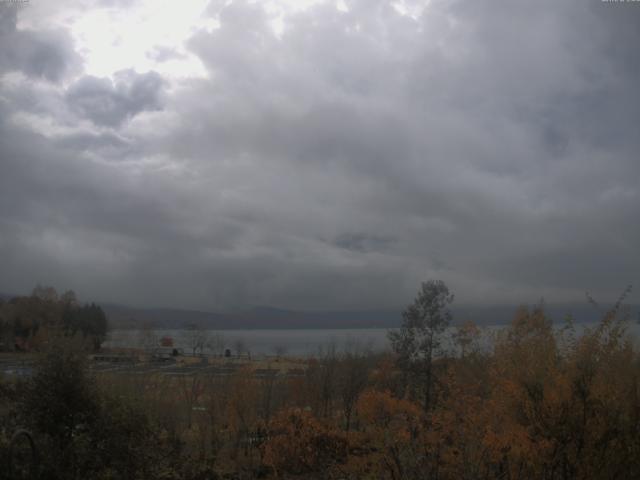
[356,389,422,429]
[261,408,347,476]
[350,390,428,479]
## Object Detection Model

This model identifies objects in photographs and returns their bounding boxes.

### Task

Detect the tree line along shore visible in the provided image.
[1,282,639,479]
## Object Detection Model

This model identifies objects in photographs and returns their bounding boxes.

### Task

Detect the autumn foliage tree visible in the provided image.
[0,287,108,352]
[2,282,639,480]
[262,408,347,477]
[478,296,640,480]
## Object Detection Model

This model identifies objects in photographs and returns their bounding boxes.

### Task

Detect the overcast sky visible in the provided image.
[0,0,638,311]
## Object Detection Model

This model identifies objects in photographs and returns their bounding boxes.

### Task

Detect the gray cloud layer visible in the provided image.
[0,5,80,81]
[0,0,638,311]
[66,70,165,126]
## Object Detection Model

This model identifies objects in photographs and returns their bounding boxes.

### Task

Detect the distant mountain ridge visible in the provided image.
[2,291,637,329]
[102,302,640,330]
[103,304,403,330]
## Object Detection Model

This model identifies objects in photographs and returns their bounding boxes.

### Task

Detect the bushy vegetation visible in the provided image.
[0,286,107,352]
[1,282,639,479]
[1,342,182,480]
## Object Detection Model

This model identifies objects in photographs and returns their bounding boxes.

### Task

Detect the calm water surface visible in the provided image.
[104,322,640,357]
[104,328,392,356]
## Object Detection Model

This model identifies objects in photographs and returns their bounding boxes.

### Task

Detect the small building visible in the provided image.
[151,347,182,362]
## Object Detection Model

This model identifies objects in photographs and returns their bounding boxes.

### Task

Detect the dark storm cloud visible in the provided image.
[0,0,638,310]
[334,233,397,254]
[66,70,165,126]
[0,5,79,81]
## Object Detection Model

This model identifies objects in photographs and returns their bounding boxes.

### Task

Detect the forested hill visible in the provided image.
[102,302,640,330]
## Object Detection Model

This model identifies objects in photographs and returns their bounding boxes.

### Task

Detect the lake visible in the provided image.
[104,328,393,357]
[103,321,640,357]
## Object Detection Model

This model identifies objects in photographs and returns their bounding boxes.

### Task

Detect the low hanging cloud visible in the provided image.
[66,70,165,127]
[0,0,638,311]
[0,5,80,81]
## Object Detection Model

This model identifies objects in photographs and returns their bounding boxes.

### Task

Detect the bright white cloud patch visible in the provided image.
[68,0,211,79]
